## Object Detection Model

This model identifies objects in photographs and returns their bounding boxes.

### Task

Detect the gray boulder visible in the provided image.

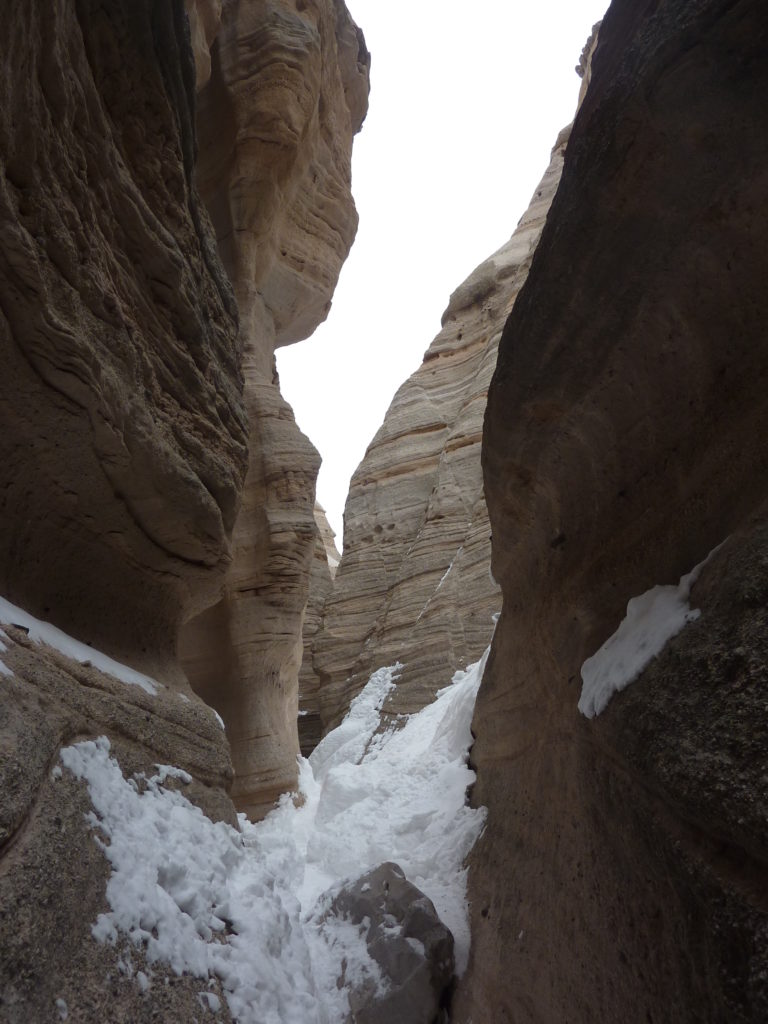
[329,862,454,1024]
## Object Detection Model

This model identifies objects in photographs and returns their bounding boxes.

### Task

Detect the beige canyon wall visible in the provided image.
[179,0,369,816]
[456,0,768,1019]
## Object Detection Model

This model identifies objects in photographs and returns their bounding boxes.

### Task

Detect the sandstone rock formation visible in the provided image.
[311,127,569,733]
[0,0,368,1013]
[178,0,369,816]
[298,503,340,756]
[456,0,768,1019]
[0,0,248,687]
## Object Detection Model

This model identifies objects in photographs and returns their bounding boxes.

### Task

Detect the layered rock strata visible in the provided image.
[298,504,340,756]
[178,0,369,816]
[0,0,368,1011]
[312,128,569,732]
[0,0,248,685]
[457,0,768,1019]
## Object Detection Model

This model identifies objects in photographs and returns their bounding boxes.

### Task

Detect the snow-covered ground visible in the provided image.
[59,652,489,1023]
[578,547,719,717]
[0,596,158,694]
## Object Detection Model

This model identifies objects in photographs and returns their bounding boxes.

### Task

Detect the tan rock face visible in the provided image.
[0,624,236,1021]
[184,0,223,90]
[195,0,370,350]
[312,130,568,732]
[457,0,768,1019]
[179,0,369,816]
[298,504,339,756]
[0,0,248,685]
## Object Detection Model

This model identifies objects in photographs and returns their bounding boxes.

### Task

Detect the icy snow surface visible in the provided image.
[0,596,158,695]
[0,627,12,677]
[60,652,488,1022]
[578,548,717,718]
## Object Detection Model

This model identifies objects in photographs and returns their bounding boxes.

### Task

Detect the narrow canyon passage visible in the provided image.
[1,0,767,1022]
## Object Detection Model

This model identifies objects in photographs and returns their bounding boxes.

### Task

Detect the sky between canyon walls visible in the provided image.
[277,0,608,545]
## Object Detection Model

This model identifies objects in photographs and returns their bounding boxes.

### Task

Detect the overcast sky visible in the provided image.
[277,0,607,545]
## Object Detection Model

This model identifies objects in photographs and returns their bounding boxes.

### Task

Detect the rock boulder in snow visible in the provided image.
[329,863,454,1024]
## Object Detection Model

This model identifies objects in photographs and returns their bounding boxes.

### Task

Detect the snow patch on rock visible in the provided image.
[579,546,720,717]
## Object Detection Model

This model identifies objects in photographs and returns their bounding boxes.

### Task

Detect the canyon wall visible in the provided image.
[455,0,768,1020]
[298,503,339,755]
[0,0,367,1014]
[0,0,247,686]
[311,129,571,732]
[178,0,369,816]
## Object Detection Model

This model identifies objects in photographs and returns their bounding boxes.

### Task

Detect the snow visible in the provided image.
[578,548,718,717]
[0,596,158,695]
[59,650,488,1022]
[0,626,13,676]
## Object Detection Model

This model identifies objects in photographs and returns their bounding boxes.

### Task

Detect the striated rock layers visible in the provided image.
[0,0,248,685]
[298,503,340,756]
[0,0,367,1013]
[178,0,369,816]
[312,128,569,733]
[457,0,768,1020]
[0,2,243,1016]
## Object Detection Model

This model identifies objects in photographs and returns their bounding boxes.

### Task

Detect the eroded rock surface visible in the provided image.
[0,0,368,1011]
[0,626,236,1022]
[327,862,454,1024]
[298,503,340,756]
[457,0,768,1019]
[312,128,568,732]
[179,0,369,816]
[0,0,248,685]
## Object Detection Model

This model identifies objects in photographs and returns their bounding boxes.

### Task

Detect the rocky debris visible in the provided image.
[177,0,369,817]
[312,126,569,734]
[456,0,768,1020]
[327,863,454,1024]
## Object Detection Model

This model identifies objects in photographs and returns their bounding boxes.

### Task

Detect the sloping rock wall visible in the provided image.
[0,0,247,685]
[456,0,768,1019]
[298,504,340,756]
[0,2,244,1016]
[312,127,569,733]
[0,0,368,1012]
[178,0,369,816]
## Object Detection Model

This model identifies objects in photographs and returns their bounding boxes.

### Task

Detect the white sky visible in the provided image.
[277,0,607,545]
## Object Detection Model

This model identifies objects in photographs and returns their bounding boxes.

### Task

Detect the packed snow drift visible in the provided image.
[59,652,489,1023]
[578,547,719,717]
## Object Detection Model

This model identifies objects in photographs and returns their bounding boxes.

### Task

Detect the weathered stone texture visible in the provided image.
[457,1,768,1020]
[179,0,369,815]
[312,128,569,732]
[298,503,340,756]
[0,0,248,685]
[326,862,455,1024]
[0,626,236,1023]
